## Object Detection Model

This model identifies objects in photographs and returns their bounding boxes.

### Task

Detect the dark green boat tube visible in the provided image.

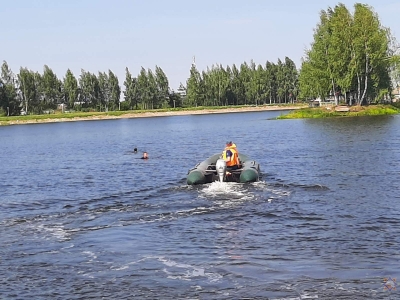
[238,155,260,183]
[187,154,221,185]
[187,170,206,185]
[240,168,259,183]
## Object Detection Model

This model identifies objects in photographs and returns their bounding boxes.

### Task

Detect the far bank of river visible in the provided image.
[0,105,304,126]
[2,104,397,126]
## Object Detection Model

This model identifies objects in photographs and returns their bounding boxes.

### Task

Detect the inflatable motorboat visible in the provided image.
[187,153,260,185]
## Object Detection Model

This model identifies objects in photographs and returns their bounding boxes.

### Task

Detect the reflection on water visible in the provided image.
[1,112,400,299]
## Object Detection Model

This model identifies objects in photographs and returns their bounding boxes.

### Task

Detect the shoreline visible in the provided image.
[0,105,304,126]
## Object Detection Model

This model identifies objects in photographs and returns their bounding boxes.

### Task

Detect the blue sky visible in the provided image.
[2,0,400,90]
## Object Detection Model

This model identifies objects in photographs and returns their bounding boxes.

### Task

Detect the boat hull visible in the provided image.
[187,153,260,185]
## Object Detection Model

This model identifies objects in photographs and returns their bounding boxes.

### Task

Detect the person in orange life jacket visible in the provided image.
[222,141,240,173]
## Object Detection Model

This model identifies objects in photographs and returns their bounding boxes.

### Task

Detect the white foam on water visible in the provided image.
[270,294,319,300]
[157,256,223,283]
[194,180,291,207]
[82,251,97,261]
[253,180,292,202]
[198,181,258,209]
[110,265,129,271]
[35,223,71,241]
[269,296,319,300]
[199,181,249,199]
[271,283,319,300]
[176,206,214,217]
[61,243,74,250]
[44,250,59,254]
[270,296,308,300]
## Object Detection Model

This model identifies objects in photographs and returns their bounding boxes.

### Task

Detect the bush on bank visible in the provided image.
[277,105,400,119]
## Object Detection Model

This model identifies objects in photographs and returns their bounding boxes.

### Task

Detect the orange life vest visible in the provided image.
[222,145,240,167]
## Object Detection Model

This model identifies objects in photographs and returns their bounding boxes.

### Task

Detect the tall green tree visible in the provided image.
[0,61,19,116]
[391,54,400,93]
[147,69,158,109]
[123,68,133,106]
[154,65,169,108]
[283,57,298,103]
[276,59,286,103]
[219,65,231,106]
[18,68,39,114]
[42,65,62,109]
[352,3,391,104]
[123,68,138,109]
[186,64,201,107]
[137,67,150,109]
[98,72,110,111]
[230,64,243,105]
[63,69,78,109]
[108,70,120,110]
[328,4,353,101]
[201,70,211,106]
[239,62,251,105]
[264,61,277,104]
[79,70,100,109]
[299,9,334,102]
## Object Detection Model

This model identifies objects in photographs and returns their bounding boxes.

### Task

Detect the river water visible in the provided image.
[1,111,399,299]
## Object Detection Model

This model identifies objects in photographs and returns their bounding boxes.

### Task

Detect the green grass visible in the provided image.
[277,105,400,119]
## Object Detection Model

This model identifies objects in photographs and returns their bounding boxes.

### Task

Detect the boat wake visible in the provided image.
[199,181,249,199]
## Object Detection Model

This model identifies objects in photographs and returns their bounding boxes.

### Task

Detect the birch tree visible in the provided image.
[299,3,392,104]
[0,61,19,115]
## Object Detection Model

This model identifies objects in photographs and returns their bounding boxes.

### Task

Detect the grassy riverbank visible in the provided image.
[0,104,305,126]
[277,104,400,119]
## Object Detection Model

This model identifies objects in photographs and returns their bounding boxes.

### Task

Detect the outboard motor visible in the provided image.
[215,158,227,182]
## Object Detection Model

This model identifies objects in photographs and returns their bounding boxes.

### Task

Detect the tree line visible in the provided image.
[0,60,178,116]
[0,62,123,116]
[185,57,298,107]
[0,57,298,116]
[1,3,399,116]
